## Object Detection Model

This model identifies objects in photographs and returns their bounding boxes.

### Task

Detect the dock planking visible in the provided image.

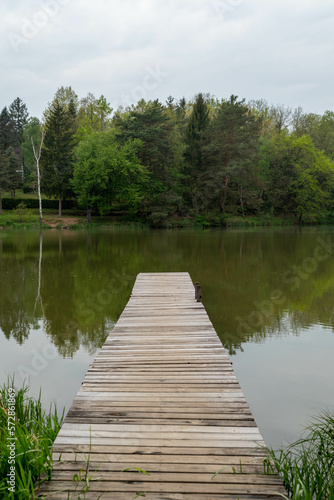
[37,272,287,499]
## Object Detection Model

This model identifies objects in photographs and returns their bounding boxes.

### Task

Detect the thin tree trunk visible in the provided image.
[31,128,44,224]
[241,199,245,218]
[58,195,62,217]
[87,207,92,223]
[37,159,42,223]
[0,191,2,215]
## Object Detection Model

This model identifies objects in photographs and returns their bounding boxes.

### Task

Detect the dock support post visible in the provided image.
[195,282,202,302]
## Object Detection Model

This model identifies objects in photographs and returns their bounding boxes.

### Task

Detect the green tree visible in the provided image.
[0,150,10,214]
[41,99,75,216]
[114,99,180,221]
[73,129,147,222]
[115,99,171,174]
[0,107,16,151]
[268,133,334,222]
[6,146,23,197]
[48,86,79,114]
[9,97,29,146]
[22,117,42,185]
[77,93,113,135]
[204,95,262,215]
[184,93,210,207]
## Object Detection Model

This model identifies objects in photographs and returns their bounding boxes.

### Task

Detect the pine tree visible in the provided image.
[0,107,16,151]
[184,93,210,208]
[9,97,29,146]
[41,99,75,216]
[0,150,10,214]
[185,93,210,173]
[204,95,262,215]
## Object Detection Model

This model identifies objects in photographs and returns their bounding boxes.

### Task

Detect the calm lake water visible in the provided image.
[0,227,333,450]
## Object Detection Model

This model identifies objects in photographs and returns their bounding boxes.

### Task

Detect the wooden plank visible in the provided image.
[37,272,286,500]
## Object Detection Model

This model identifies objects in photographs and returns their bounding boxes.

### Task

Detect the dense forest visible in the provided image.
[1,87,334,225]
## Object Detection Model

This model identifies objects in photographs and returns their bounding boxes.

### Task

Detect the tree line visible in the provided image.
[1,87,334,224]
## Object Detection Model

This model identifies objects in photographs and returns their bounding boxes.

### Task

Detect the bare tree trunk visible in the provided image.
[0,191,2,215]
[240,199,245,218]
[31,127,45,224]
[87,207,92,223]
[58,195,62,217]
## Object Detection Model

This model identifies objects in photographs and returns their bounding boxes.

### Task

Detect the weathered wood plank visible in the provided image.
[37,272,286,499]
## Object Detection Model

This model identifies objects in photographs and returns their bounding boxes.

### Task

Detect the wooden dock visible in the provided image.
[37,273,286,499]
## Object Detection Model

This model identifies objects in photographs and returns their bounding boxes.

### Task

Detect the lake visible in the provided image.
[0,226,333,450]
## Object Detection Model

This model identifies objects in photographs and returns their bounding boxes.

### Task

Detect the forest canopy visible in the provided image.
[1,88,334,225]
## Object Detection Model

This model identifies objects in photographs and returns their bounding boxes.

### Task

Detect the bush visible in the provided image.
[148,211,172,228]
[22,184,34,194]
[12,202,33,223]
[2,198,76,210]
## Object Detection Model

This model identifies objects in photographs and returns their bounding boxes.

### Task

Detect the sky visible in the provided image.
[1,0,334,118]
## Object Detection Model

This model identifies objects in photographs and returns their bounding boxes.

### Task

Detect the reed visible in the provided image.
[0,376,64,499]
[266,410,334,499]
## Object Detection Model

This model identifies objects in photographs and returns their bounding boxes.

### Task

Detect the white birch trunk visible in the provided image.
[31,127,45,224]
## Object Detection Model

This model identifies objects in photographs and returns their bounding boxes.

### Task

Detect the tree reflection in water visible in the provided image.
[0,227,334,357]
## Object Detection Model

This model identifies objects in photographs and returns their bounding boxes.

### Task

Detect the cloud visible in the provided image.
[1,0,334,116]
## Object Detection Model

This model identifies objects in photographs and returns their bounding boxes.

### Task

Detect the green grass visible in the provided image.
[0,376,64,499]
[0,213,42,227]
[265,411,334,499]
[2,190,47,200]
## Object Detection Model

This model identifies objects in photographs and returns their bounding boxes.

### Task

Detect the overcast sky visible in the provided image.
[1,0,333,118]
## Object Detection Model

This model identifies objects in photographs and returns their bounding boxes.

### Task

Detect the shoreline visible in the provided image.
[0,213,331,230]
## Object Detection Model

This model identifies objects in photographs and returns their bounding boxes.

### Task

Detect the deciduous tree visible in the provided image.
[73,130,147,222]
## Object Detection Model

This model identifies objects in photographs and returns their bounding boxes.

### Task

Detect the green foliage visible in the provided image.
[12,202,33,222]
[41,98,76,213]
[185,92,210,175]
[77,93,113,135]
[22,117,42,184]
[0,107,16,151]
[0,376,64,499]
[202,95,262,215]
[266,411,334,499]
[0,147,23,213]
[6,146,23,194]
[2,92,334,224]
[9,98,29,146]
[0,149,11,203]
[268,133,334,222]
[73,129,148,219]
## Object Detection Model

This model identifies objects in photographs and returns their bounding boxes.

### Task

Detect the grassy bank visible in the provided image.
[1,200,331,230]
[266,411,334,499]
[0,377,64,499]
[0,209,297,230]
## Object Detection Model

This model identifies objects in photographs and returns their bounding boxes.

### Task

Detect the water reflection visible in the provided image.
[0,227,334,358]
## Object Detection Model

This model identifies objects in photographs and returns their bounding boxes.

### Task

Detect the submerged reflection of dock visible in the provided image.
[37,273,287,499]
